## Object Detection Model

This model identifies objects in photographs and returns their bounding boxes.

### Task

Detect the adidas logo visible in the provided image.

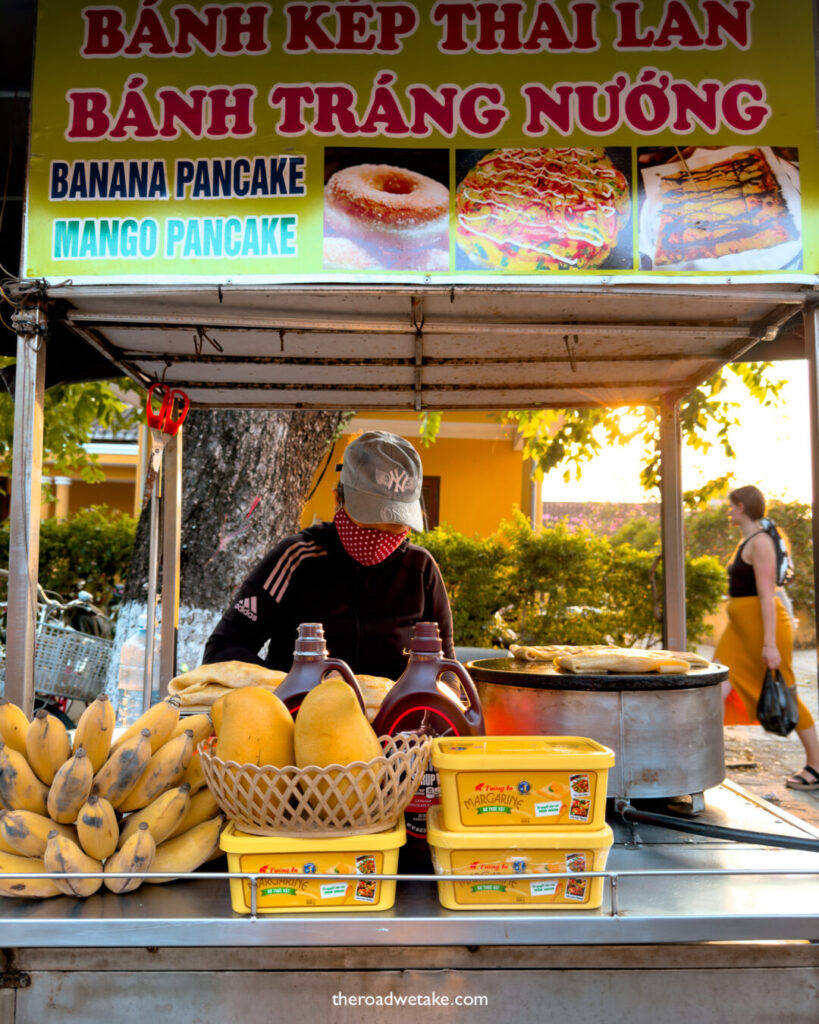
[235,595,258,621]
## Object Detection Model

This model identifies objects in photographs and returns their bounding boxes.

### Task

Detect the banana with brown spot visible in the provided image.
[47,747,94,824]
[167,786,220,840]
[0,742,49,815]
[72,694,116,772]
[0,809,76,858]
[104,821,156,894]
[43,830,103,898]
[110,697,181,755]
[92,728,152,809]
[0,849,63,899]
[76,795,119,860]
[0,699,30,756]
[118,784,190,848]
[118,729,194,812]
[146,815,224,884]
[25,709,71,786]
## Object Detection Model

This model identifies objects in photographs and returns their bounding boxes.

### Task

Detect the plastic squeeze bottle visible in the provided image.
[274,622,365,718]
[372,622,485,851]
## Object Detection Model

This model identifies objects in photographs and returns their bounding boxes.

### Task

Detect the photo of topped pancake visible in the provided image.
[638,146,801,270]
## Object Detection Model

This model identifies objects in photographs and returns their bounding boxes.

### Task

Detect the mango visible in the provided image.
[214,686,295,769]
[294,679,383,812]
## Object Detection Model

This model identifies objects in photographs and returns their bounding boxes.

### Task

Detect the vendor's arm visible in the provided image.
[750,533,781,669]
[423,554,456,660]
[202,549,283,666]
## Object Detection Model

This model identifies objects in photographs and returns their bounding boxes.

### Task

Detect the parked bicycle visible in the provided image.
[0,571,114,727]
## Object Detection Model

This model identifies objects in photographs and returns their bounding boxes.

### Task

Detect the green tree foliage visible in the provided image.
[0,506,136,609]
[0,372,139,489]
[419,511,725,649]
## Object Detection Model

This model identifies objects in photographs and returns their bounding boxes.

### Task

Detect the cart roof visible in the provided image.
[54,281,812,410]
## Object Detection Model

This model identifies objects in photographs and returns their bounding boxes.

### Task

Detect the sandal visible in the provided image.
[785,765,819,790]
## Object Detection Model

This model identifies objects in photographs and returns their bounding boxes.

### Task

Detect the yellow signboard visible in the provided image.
[24,0,818,281]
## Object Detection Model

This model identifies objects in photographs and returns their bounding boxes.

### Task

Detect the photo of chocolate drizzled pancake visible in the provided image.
[653,148,797,266]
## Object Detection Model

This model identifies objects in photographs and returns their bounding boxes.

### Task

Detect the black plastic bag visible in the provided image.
[756,668,799,736]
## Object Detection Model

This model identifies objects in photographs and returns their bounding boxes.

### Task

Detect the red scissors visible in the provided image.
[146,383,189,436]
[143,384,190,508]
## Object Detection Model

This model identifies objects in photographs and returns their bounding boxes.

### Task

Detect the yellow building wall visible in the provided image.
[301,414,536,537]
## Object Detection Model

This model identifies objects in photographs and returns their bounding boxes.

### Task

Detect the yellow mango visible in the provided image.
[294,679,383,812]
[214,686,294,769]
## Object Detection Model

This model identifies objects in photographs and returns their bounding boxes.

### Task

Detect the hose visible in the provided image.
[615,799,819,854]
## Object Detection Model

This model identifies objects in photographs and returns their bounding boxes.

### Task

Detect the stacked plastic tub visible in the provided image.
[427,736,615,910]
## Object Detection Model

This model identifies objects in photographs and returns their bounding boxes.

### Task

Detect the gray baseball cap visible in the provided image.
[339,431,424,531]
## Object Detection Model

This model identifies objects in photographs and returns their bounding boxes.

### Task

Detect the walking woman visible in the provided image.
[715,485,819,790]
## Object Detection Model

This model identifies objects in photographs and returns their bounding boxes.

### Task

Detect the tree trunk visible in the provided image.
[109,408,350,690]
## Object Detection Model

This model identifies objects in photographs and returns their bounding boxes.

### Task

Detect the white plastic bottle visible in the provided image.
[116,622,147,728]
[115,617,162,727]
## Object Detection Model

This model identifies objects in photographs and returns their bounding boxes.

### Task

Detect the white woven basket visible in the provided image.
[198,733,432,837]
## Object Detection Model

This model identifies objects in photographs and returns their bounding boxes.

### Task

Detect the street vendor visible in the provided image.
[202,430,455,680]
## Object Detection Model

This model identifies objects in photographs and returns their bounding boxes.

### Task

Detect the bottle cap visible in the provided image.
[410,621,443,654]
[293,622,328,658]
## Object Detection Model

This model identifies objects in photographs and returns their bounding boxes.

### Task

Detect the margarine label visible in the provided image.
[453,771,597,827]
[445,849,593,906]
[239,851,383,908]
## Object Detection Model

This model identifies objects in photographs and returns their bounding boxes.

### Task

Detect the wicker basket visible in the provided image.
[198,733,433,837]
[0,623,113,703]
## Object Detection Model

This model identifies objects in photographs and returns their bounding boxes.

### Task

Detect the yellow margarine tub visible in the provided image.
[427,805,613,911]
[431,736,614,831]
[220,819,404,914]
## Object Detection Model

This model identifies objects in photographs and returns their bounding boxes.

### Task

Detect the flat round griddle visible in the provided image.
[466,657,728,692]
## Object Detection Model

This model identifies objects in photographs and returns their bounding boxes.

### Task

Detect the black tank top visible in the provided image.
[728,532,765,597]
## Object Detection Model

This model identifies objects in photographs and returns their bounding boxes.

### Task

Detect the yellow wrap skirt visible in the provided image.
[715,595,814,731]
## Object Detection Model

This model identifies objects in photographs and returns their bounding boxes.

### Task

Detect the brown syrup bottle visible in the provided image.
[372,622,485,857]
[274,622,365,719]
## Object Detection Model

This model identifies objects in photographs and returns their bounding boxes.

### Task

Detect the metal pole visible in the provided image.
[5,302,47,713]
[143,484,161,712]
[659,394,687,651]
[160,428,182,695]
[802,304,819,723]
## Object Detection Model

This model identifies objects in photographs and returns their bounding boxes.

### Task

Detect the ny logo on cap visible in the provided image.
[375,468,416,493]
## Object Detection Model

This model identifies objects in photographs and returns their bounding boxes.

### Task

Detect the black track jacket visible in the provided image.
[202,521,455,680]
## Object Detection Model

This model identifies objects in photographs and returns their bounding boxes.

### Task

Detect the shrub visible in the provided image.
[0,505,136,611]
[420,511,725,649]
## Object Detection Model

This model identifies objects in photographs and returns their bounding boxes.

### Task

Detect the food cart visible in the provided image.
[2,2,819,1020]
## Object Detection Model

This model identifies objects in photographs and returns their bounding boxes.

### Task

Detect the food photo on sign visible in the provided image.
[454,147,634,272]
[637,145,802,271]
[323,147,451,273]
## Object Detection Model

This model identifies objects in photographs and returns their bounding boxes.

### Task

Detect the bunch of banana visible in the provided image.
[0,696,224,900]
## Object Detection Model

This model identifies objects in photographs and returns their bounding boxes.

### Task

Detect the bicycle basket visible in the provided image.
[0,622,113,703]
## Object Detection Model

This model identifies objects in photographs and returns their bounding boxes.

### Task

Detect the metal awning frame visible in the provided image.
[4,280,819,714]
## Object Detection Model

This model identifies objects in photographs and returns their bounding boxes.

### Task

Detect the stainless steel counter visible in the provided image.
[2,782,818,947]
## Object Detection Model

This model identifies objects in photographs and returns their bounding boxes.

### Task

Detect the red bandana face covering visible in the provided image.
[334,507,409,566]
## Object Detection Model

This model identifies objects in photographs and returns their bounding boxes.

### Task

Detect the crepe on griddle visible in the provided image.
[554,650,691,675]
[168,660,287,708]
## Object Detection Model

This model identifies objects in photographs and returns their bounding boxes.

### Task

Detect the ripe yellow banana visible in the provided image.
[72,694,116,772]
[43,830,103,898]
[146,814,224,883]
[0,849,63,899]
[25,709,72,786]
[76,795,119,860]
[0,811,20,853]
[92,727,152,809]
[167,786,220,840]
[111,697,181,755]
[104,822,156,894]
[118,729,194,812]
[178,752,207,795]
[47,747,94,824]
[0,809,76,858]
[168,713,212,747]
[0,698,30,756]
[0,741,49,815]
[119,783,190,848]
